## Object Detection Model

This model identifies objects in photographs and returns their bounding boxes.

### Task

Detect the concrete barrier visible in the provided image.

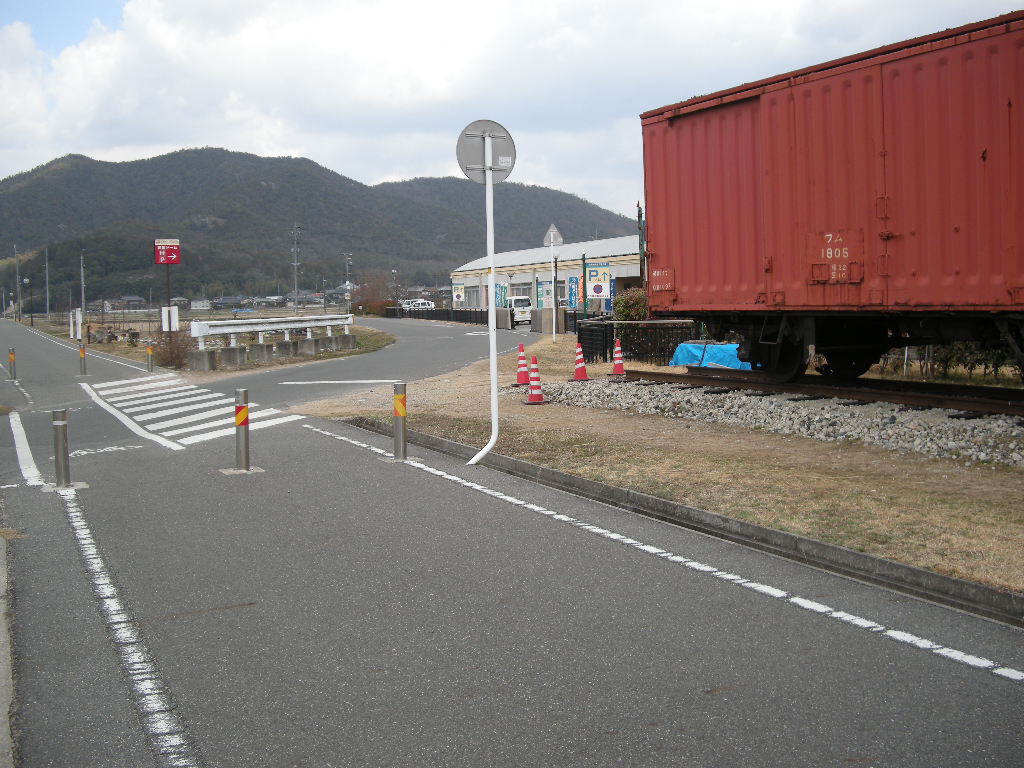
[247,343,274,363]
[297,338,320,356]
[188,349,217,371]
[219,347,246,368]
[274,340,299,358]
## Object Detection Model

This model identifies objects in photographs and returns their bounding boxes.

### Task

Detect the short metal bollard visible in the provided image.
[235,389,250,471]
[79,343,87,376]
[7,348,14,380]
[52,409,71,488]
[393,382,407,461]
[146,345,154,372]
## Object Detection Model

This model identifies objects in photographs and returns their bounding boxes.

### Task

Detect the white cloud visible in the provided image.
[0,0,1018,215]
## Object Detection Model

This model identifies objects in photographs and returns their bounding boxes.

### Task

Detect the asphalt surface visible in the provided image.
[1,317,1022,767]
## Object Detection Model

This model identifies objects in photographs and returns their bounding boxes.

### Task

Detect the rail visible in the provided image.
[190,314,353,349]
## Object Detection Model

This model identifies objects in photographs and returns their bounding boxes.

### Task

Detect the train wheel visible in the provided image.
[815,351,878,380]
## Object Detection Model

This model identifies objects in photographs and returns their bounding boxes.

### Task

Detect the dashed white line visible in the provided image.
[302,423,1024,686]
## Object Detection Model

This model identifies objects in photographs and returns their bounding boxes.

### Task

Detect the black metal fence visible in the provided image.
[577,320,700,365]
[384,307,488,324]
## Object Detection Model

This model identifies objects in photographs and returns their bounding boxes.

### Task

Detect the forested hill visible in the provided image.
[0,148,635,299]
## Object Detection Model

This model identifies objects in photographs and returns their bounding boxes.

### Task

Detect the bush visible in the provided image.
[613,286,649,321]
[152,331,196,369]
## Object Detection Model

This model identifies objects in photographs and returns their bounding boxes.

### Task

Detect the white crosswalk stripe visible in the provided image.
[83,375,304,448]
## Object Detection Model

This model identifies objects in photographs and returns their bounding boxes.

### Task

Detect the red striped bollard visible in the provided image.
[523,356,548,405]
[608,338,626,377]
[514,343,529,387]
[570,343,590,381]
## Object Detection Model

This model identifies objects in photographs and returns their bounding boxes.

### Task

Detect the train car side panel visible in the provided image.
[643,12,1024,315]
[883,25,1024,308]
[644,98,766,314]
[765,65,887,310]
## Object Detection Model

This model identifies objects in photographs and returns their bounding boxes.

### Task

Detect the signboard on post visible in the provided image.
[154,239,181,265]
[161,305,180,332]
[586,264,612,298]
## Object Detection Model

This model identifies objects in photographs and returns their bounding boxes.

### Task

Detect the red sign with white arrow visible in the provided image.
[154,239,181,265]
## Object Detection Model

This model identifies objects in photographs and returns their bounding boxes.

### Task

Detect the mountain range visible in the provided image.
[0,148,636,304]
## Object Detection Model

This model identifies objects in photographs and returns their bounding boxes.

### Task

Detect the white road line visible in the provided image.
[302,423,1024,686]
[106,385,197,404]
[278,380,402,385]
[160,408,283,436]
[13,326,148,371]
[8,412,45,485]
[57,489,202,767]
[95,379,188,396]
[145,406,239,431]
[92,373,179,389]
[80,383,185,451]
[122,392,224,414]
[177,414,305,444]
[134,398,235,422]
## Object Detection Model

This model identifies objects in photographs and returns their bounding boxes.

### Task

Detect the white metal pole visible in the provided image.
[45,248,50,317]
[469,132,500,465]
[550,240,556,342]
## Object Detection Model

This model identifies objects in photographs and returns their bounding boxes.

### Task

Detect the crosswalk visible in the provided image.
[83,374,304,449]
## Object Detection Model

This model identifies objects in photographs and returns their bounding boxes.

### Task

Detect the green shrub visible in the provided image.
[613,286,649,321]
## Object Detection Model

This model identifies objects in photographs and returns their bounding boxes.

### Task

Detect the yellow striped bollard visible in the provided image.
[235,389,250,471]
[393,383,407,461]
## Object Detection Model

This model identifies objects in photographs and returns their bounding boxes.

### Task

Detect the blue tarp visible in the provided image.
[670,342,752,370]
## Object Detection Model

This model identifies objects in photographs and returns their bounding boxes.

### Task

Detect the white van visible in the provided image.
[509,296,533,325]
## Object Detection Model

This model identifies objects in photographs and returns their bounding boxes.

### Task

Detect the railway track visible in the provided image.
[622,367,1024,418]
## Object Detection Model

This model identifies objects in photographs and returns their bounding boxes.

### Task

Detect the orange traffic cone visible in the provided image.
[523,356,548,404]
[608,339,626,377]
[570,343,590,381]
[514,343,530,387]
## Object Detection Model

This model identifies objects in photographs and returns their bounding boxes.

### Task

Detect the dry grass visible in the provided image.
[299,335,1024,593]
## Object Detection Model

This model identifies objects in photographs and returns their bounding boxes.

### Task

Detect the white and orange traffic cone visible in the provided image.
[608,338,626,377]
[514,343,530,387]
[523,355,548,404]
[569,343,590,381]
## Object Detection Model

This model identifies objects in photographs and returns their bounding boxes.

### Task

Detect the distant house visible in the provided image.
[211,296,245,309]
[119,295,146,310]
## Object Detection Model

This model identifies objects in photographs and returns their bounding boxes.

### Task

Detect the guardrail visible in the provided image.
[190,314,353,349]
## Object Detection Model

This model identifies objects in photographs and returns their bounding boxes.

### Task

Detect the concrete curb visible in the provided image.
[346,416,1024,628]
[0,535,14,768]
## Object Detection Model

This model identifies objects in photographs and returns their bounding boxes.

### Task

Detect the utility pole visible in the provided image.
[291,223,302,314]
[45,247,50,317]
[13,246,21,321]
[80,248,87,321]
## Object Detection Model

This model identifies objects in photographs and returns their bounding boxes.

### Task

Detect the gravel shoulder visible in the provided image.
[295,335,1024,594]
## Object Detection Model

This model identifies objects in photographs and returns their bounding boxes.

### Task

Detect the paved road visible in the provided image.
[1,317,1021,767]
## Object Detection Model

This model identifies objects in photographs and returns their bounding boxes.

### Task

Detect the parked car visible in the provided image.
[509,296,533,325]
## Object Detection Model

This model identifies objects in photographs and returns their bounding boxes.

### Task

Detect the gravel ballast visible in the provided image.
[524,379,1024,468]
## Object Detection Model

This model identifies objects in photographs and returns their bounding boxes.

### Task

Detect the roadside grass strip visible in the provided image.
[303,423,1024,685]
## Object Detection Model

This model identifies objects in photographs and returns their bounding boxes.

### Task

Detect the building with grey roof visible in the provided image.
[449,234,641,311]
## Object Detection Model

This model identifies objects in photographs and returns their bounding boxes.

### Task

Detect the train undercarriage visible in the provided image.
[694,312,1024,382]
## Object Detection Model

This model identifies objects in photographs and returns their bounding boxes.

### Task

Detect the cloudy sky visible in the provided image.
[0,0,1017,217]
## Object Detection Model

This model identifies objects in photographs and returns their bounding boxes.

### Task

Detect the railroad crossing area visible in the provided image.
[80,373,303,449]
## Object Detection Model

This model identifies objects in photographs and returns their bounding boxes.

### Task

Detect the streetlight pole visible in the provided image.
[45,247,50,317]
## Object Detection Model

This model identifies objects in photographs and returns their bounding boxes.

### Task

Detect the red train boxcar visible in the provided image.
[642,11,1024,379]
